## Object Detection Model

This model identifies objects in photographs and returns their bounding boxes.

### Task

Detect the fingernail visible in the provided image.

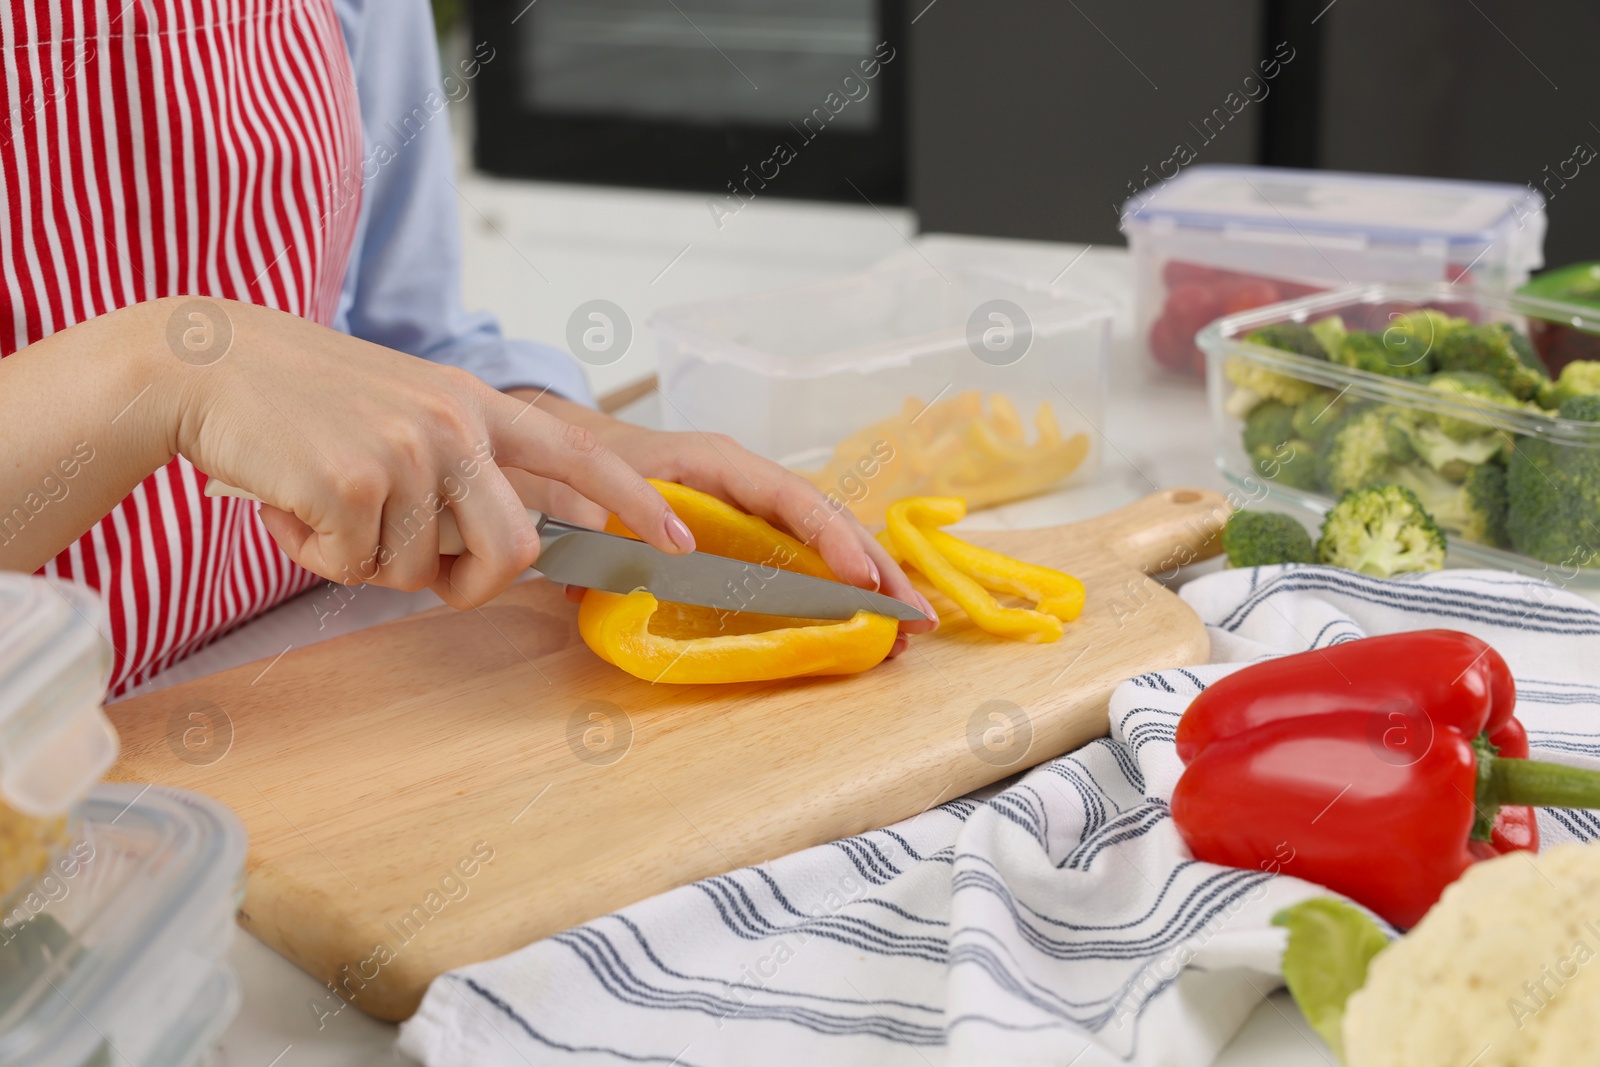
[664,512,696,553]
[915,592,939,623]
[865,556,882,591]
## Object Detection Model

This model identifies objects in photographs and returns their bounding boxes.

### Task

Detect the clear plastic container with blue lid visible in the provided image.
[1120,165,1547,377]
[0,785,248,1067]
[0,575,117,900]
[0,573,247,1065]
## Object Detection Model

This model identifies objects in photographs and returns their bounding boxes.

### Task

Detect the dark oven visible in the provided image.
[470,0,907,205]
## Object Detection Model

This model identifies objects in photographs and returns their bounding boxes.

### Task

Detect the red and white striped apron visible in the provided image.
[0,0,363,694]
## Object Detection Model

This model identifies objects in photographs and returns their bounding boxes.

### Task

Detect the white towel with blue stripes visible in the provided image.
[398,566,1600,1066]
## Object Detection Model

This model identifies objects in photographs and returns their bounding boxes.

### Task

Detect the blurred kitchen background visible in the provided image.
[433,0,1599,397]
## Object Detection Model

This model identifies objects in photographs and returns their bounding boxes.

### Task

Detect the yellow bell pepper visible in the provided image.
[604,479,834,579]
[799,393,1090,525]
[881,496,1085,642]
[581,481,898,683]
[579,591,895,684]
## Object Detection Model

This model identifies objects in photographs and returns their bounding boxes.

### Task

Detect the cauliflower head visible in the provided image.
[1344,843,1600,1067]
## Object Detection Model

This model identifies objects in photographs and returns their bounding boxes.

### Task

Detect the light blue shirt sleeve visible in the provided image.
[329,0,595,406]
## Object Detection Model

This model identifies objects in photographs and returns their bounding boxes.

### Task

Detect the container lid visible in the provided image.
[650,261,1117,376]
[0,576,116,817]
[0,785,248,1067]
[1120,166,1545,271]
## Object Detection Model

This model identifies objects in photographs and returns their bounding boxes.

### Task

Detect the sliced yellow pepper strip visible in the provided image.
[988,394,1026,443]
[886,498,1063,643]
[578,590,896,684]
[937,433,1091,511]
[919,527,1085,621]
[1034,401,1062,446]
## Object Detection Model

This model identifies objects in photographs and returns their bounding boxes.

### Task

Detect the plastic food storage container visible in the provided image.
[652,263,1116,524]
[1200,282,1600,578]
[0,575,117,903]
[1123,166,1546,377]
[0,784,248,1066]
[1518,262,1600,372]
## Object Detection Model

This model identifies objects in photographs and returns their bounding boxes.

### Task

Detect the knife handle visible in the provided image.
[203,480,545,559]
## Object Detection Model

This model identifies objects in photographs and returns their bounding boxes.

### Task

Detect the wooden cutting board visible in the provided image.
[105,487,1228,1021]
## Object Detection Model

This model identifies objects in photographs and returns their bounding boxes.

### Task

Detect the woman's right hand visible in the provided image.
[151,298,695,608]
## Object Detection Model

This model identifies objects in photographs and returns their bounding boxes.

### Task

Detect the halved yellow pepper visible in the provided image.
[581,481,897,683]
[882,496,1085,642]
[578,591,895,684]
[604,479,834,580]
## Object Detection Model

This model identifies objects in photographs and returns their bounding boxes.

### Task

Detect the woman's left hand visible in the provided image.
[506,391,937,650]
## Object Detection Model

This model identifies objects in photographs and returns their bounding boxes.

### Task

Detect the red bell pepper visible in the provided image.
[1171,630,1600,928]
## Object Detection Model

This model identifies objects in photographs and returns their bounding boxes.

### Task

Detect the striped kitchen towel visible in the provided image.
[398,566,1600,1067]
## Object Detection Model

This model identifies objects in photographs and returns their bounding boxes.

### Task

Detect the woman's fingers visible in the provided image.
[666,442,936,634]
[488,397,694,556]
[856,526,938,634]
[372,479,446,593]
[256,504,320,573]
[429,466,542,609]
[258,485,384,586]
[500,467,609,531]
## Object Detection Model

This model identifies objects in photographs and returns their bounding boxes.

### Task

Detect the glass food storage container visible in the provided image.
[651,262,1115,525]
[1200,282,1600,579]
[0,784,248,1067]
[1123,166,1546,377]
[0,575,117,903]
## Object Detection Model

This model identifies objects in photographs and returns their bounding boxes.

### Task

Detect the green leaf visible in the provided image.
[1272,898,1390,1062]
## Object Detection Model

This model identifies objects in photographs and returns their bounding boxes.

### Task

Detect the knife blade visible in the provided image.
[203,481,927,622]
[532,515,926,621]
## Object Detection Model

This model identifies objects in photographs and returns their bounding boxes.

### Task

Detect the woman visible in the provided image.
[0,0,932,694]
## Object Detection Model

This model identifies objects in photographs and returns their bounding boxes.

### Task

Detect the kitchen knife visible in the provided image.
[203,481,927,622]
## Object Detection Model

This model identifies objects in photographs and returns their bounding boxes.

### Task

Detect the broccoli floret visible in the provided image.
[1505,394,1600,564]
[1333,331,1434,379]
[1224,355,1321,407]
[1432,322,1549,401]
[1242,400,1297,452]
[1385,372,1518,478]
[1244,322,1331,360]
[1562,393,1600,421]
[1221,510,1316,567]
[1538,360,1600,410]
[1507,325,1544,370]
[1422,371,1519,439]
[1292,389,1356,443]
[1384,309,1464,366]
[1404,424,1506,481]
[1316,405,1415,494]
[1390,462,1509,547]
[1309,315,1347,358]
[1316,484,1447,577]
[1251,440,1319,490]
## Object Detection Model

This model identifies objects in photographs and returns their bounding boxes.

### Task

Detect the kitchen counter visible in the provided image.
[119,182,1327,1066]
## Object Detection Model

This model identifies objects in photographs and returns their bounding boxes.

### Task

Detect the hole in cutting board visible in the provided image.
[1168,490,1201,503]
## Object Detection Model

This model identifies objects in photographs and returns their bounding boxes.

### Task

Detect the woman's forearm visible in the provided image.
[0,300,179,572]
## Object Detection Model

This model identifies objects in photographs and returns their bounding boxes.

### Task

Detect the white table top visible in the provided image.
[117,193,1332,1066]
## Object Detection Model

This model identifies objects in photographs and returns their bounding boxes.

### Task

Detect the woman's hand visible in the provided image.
[510,391,939,649]
[158,300,697,608]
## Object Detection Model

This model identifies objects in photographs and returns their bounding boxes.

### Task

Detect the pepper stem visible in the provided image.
[1490,757,1600,809]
